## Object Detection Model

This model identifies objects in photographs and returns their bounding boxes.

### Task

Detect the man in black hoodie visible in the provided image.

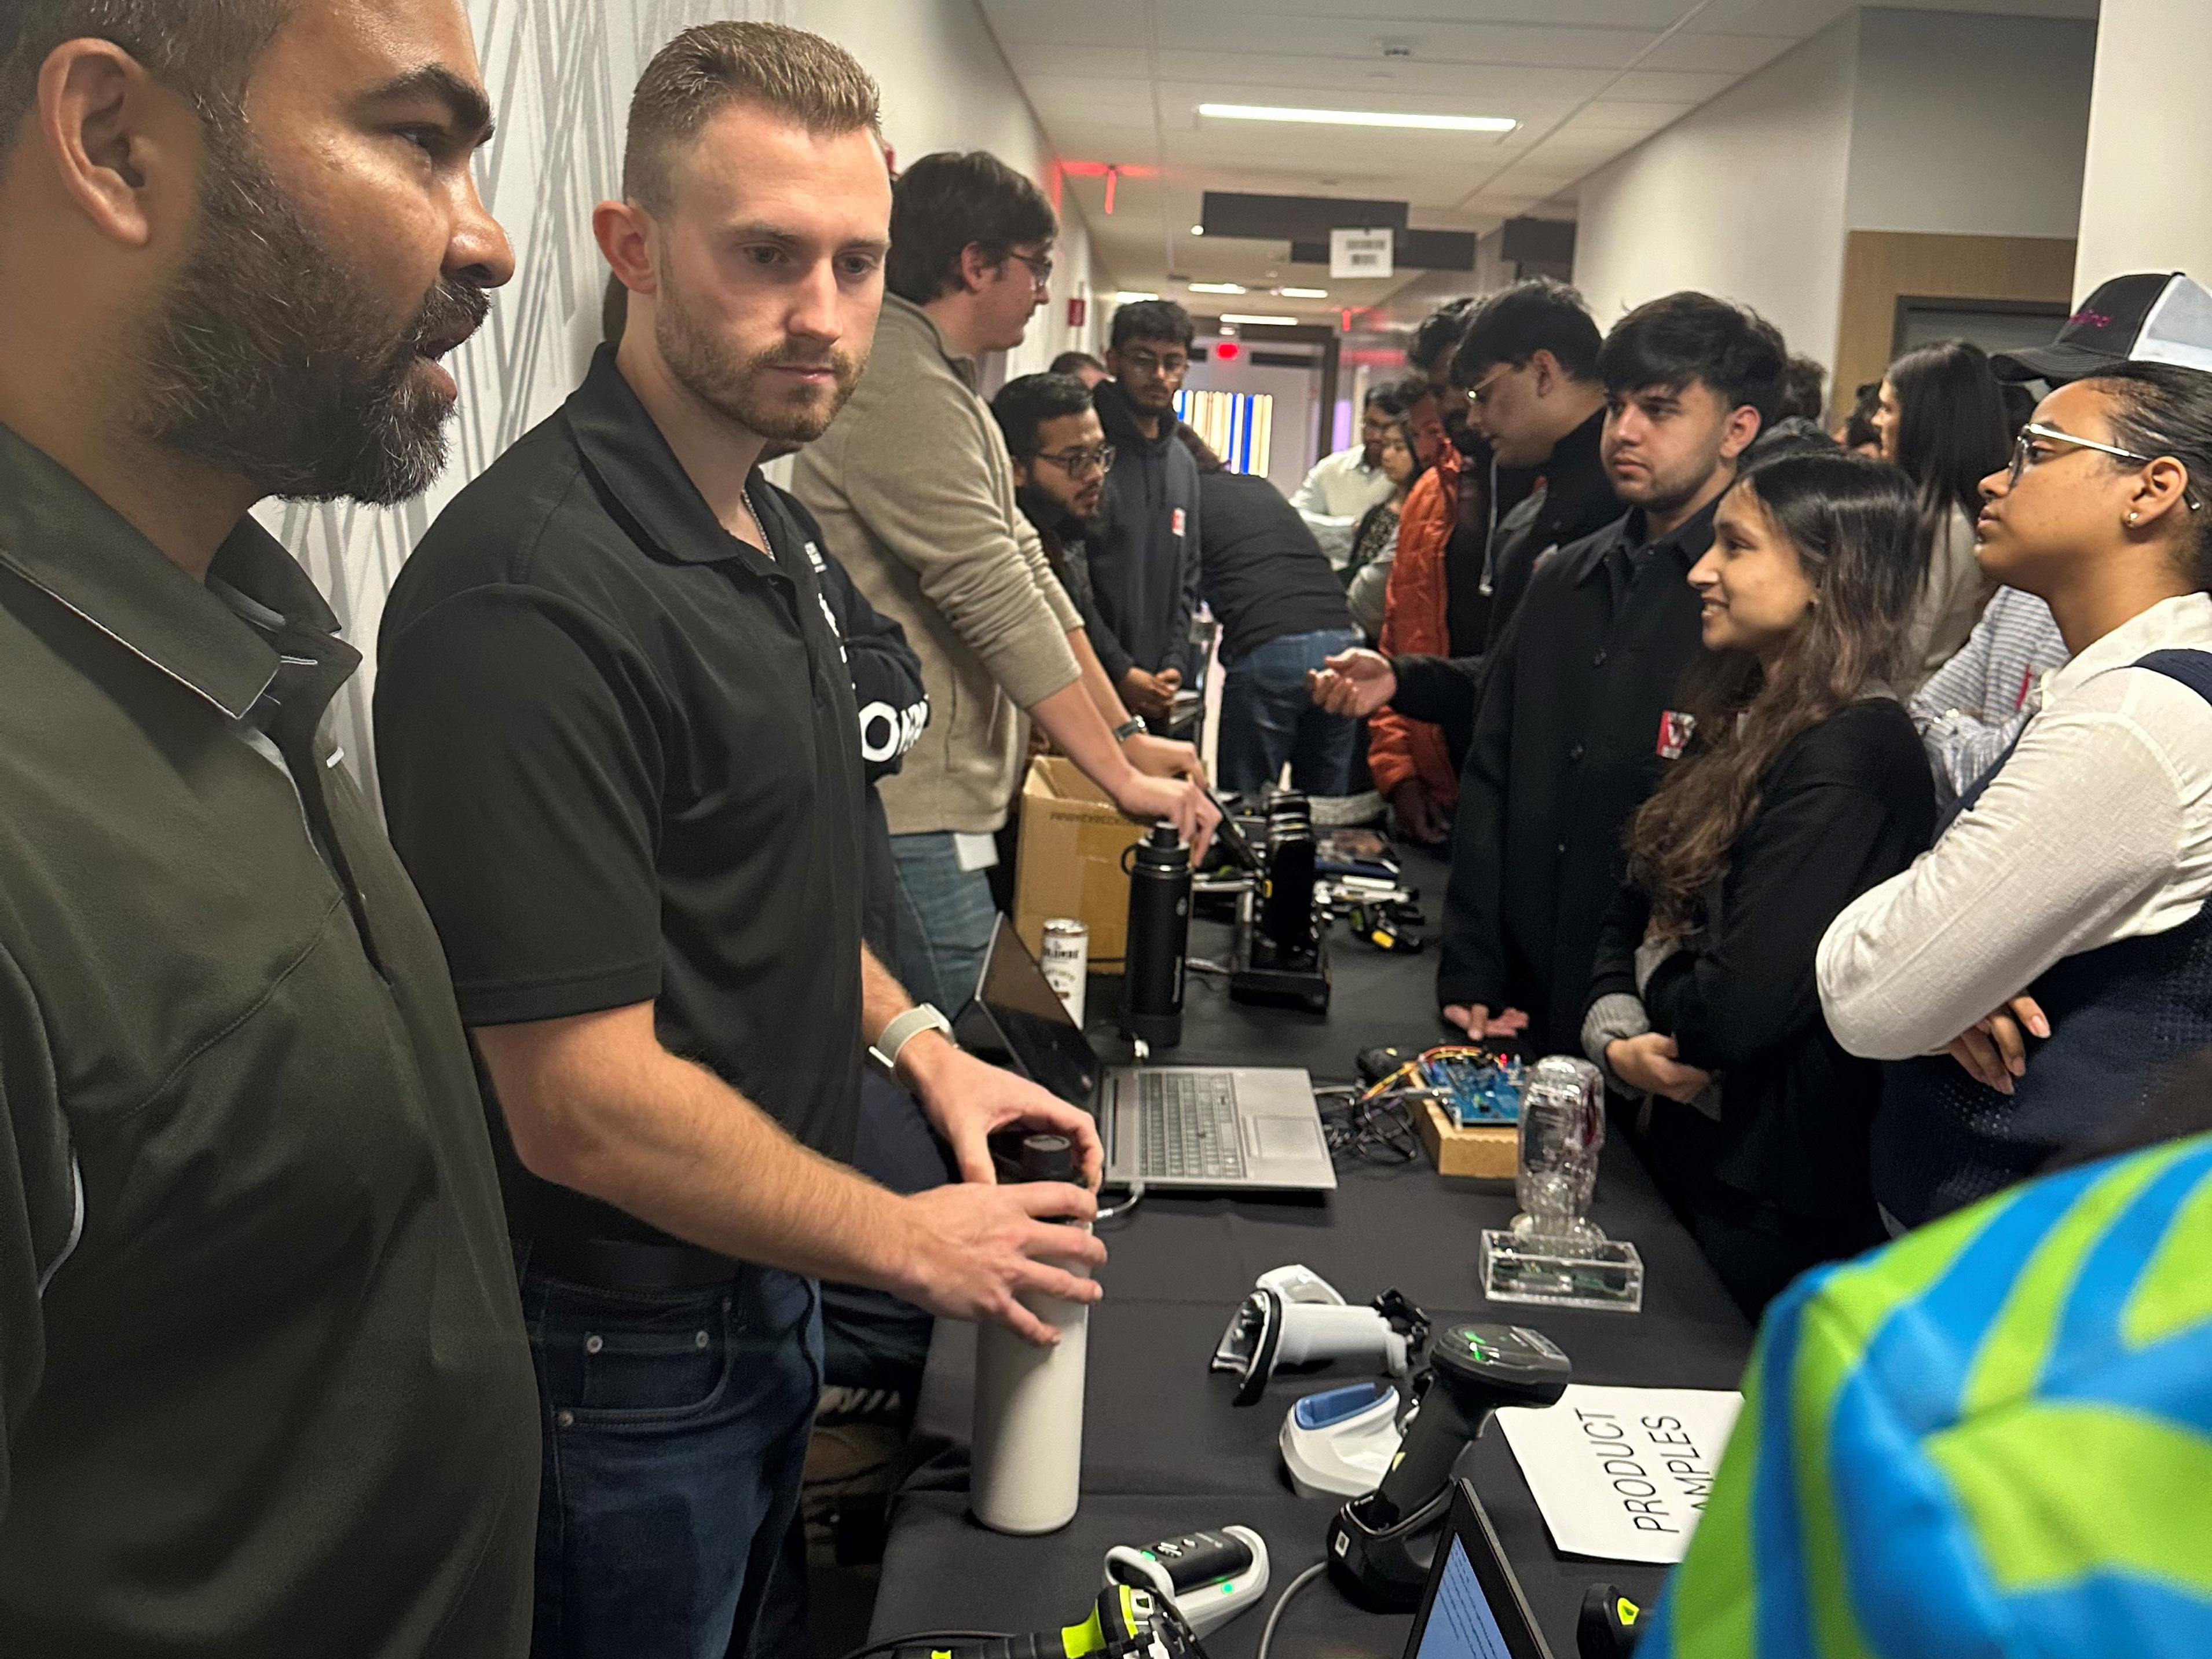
[1310,280,1619,757]
[1092,300,1204,722]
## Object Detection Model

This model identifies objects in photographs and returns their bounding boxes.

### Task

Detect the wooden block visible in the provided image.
[1414,1099,1518,1181]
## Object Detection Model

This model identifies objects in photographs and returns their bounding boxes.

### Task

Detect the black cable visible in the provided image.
[837,1631,1012,1659]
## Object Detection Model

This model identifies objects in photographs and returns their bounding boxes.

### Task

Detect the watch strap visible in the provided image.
[870,1002,954,1073]
[1112,716,1147,742]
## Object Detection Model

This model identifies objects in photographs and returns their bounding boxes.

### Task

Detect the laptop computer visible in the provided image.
[1402,1479,1554,1659]
[963,914,1336,1193]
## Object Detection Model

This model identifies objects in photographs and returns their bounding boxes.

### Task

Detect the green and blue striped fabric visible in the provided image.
[1643,1131,2212,1658]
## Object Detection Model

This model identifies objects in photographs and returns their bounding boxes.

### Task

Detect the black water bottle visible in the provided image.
[1122,823,1191,1048]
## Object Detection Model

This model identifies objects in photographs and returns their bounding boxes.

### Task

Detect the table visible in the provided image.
[868,849,1753,1659]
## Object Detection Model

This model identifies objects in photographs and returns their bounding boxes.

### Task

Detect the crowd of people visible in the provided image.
[1309,265,2212,1316]
[0,3,2208,1658]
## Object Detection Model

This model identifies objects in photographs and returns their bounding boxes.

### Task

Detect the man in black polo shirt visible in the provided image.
[0,2,537,1654]
[374,26,1105,1659]
[1437,293,1784,1055]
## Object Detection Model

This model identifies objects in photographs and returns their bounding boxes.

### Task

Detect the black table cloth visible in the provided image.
[867,848,1754,1659]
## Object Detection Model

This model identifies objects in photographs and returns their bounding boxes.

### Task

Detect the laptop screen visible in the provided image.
[975,917,1103,1110]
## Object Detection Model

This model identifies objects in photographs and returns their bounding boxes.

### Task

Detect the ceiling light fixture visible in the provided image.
[1114,290,1162,303]
[1220,312,1299,327]
[1277,287,1329,299]
[1188,281,1246,294]
[1190,224,1206,236]
[1197,102,1517,134]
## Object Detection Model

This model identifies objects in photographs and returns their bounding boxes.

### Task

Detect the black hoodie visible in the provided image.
[1089,378,1203,677]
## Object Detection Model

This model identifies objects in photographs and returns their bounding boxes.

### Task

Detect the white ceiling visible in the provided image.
[980,0,2099,325]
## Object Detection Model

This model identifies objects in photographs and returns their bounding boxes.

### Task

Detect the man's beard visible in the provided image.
[138,118,488,506]
[655,271,863,444]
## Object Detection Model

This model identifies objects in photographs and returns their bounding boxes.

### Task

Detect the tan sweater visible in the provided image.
[795,296,1083,835]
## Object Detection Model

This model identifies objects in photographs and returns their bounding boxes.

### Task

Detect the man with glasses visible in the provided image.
[1313,280,1618,789]
[797,153,1211,1015]
[1092,300,1207,726]
[992,373,1130,683]
[1291,382,1410,570]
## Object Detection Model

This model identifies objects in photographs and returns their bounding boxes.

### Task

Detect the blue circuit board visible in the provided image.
[1422,1055,1524,1127]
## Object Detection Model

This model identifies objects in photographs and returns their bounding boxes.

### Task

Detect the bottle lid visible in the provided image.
[1018,1132,1080,1184]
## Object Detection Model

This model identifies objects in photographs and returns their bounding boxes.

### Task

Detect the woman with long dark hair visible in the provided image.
[1874,339,2015,687]
[1822,361,2212,1229]
[1583,451,1936,1313]
[1343,414,1430,639]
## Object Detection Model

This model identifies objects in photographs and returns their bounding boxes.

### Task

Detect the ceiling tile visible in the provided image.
[1002,43,1156,80]
[1634,31,1800,74]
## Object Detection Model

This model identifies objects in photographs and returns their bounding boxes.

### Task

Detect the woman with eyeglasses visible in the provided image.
[1871,339,2016,690]
[1819,360,2212,1229]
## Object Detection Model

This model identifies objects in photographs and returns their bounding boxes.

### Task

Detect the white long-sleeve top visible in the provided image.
[1818,591,2212,1060]
[1290,445,1394,570]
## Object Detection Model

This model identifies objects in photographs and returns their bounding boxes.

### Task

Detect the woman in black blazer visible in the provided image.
[1582,449,1936,1316]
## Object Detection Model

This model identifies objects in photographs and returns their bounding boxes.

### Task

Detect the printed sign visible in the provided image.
[1330,227,1394,280]
[1495,1384,1743,1564]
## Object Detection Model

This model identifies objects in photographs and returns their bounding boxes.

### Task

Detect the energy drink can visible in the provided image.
[1039,918,1089,1027]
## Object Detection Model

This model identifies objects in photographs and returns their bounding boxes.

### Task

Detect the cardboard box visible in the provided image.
[1413,1099,1519,1180]
[1013,755,1148,966]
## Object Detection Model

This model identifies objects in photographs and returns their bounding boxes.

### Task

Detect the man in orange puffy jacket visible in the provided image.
[1364,299,1481,843]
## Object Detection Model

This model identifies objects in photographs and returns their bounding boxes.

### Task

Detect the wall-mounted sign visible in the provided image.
[1330,227,1394,280]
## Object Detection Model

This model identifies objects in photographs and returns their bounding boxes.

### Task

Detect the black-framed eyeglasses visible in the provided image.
[1119,348,1188,376]
[1034,443,1115,478]
[1009,250,1054,288]
[2008,422,2203,511]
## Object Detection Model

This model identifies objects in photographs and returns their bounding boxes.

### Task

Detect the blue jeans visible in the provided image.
[1217,628,1361,796]
[889,830,1001,1014]
[522,1264,822,1659]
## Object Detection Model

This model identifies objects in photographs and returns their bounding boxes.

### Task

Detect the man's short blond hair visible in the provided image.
[624,21,881,211]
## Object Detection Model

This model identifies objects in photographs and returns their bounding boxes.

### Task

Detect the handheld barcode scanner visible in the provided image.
[1103,1527,1270,1639]
[870,1584,1204,1659]
[1211,1266,1428,1408]
[1325,1322,1572,1610]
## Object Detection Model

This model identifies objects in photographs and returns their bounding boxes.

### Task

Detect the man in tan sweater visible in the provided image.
[797,151,1212,1010]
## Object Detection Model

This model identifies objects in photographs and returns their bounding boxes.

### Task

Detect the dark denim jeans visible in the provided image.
[521,1263,822,1659]
[1217,627,1362,796]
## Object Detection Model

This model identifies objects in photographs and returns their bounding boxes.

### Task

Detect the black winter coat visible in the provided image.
[1436,501,1717,1053]
[1585,699,1936,1221]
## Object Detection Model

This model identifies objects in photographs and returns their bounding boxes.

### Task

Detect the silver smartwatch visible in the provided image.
[870,1002,954,1074]
[1112,716,1147,742]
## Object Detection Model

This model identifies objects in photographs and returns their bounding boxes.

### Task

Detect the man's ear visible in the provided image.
[1719,405,1764,462]
[37,39,193,250]
[958,242,999,295]
[592,200,658,298]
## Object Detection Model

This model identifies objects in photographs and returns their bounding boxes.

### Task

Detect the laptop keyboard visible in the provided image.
[1137,1072,1247,1181]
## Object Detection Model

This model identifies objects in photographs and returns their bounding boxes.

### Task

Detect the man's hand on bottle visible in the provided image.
[1308,648,1397,719]
[895,1182,1105,1346]
[1111,771,1219,863]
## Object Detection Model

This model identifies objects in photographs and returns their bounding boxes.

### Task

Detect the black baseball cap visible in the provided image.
[1992,272,2212,384]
